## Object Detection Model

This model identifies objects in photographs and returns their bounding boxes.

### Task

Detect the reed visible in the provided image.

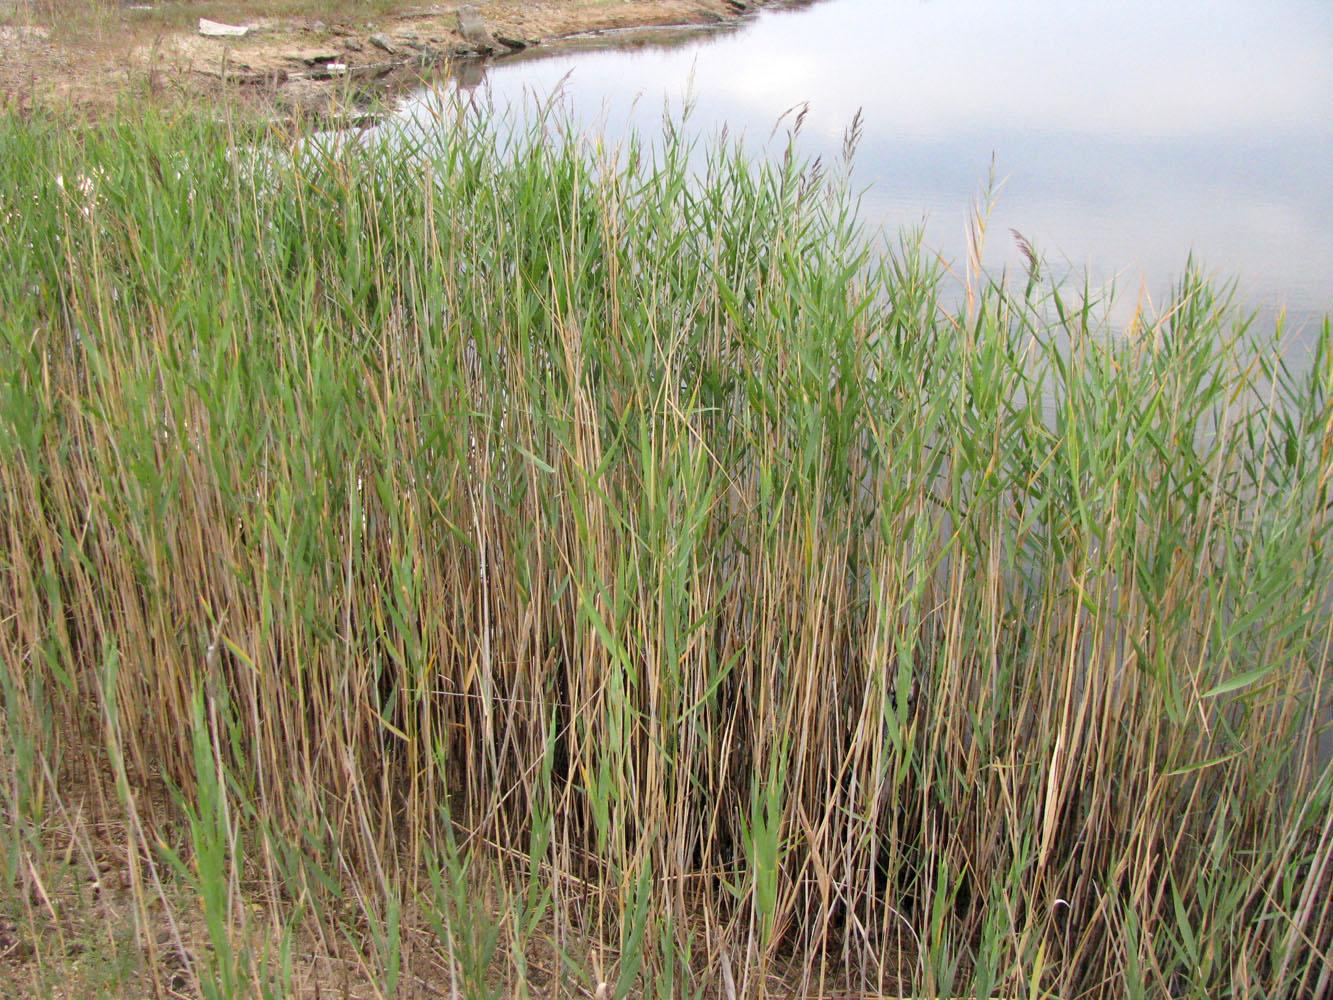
[0,97,1329,998]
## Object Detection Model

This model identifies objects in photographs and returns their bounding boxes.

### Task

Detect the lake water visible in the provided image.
[401,0,1333,334]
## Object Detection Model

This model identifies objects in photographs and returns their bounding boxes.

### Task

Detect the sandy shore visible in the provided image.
[0,1,787,120]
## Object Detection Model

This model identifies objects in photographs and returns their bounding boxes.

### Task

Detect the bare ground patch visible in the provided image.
[0,0,779,119]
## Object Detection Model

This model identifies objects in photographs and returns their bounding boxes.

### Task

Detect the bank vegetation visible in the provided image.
[0,100,1329,998]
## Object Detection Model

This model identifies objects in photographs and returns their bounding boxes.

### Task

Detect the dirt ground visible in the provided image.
[0,0,777,119]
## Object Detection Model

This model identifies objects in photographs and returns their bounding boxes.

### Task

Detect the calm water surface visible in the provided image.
[402,0,1333,332]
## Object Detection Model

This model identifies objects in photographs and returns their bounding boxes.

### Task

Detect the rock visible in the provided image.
[455,4,502,54]
[368,33,396,54]
[343,38,363,51]
[349,62,398,81]
[495,34,527,51]
[194,66,286,85]
[198,18,249,38]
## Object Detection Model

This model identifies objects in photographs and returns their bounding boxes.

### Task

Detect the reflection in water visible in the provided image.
[402,0,1332,334]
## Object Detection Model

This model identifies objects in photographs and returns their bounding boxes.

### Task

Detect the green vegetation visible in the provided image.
[0,99,1329,998]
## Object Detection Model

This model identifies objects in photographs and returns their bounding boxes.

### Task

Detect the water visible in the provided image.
[400,0,1333,334]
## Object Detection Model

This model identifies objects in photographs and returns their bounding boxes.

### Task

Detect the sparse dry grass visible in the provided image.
[0,98,1330,999]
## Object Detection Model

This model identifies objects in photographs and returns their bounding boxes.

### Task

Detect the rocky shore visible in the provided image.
[0,0,787,119]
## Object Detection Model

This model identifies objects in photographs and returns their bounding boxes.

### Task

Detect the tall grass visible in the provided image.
[0,97,1329,998]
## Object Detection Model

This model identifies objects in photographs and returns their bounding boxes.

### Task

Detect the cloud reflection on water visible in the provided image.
[404,0,1333,327]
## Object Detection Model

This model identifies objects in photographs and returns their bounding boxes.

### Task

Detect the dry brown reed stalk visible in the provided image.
[0,102,1328,999]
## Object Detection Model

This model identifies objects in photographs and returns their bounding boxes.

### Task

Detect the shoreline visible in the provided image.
[0,1,797,121]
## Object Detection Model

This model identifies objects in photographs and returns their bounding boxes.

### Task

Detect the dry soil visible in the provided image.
[0,0,778,119]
